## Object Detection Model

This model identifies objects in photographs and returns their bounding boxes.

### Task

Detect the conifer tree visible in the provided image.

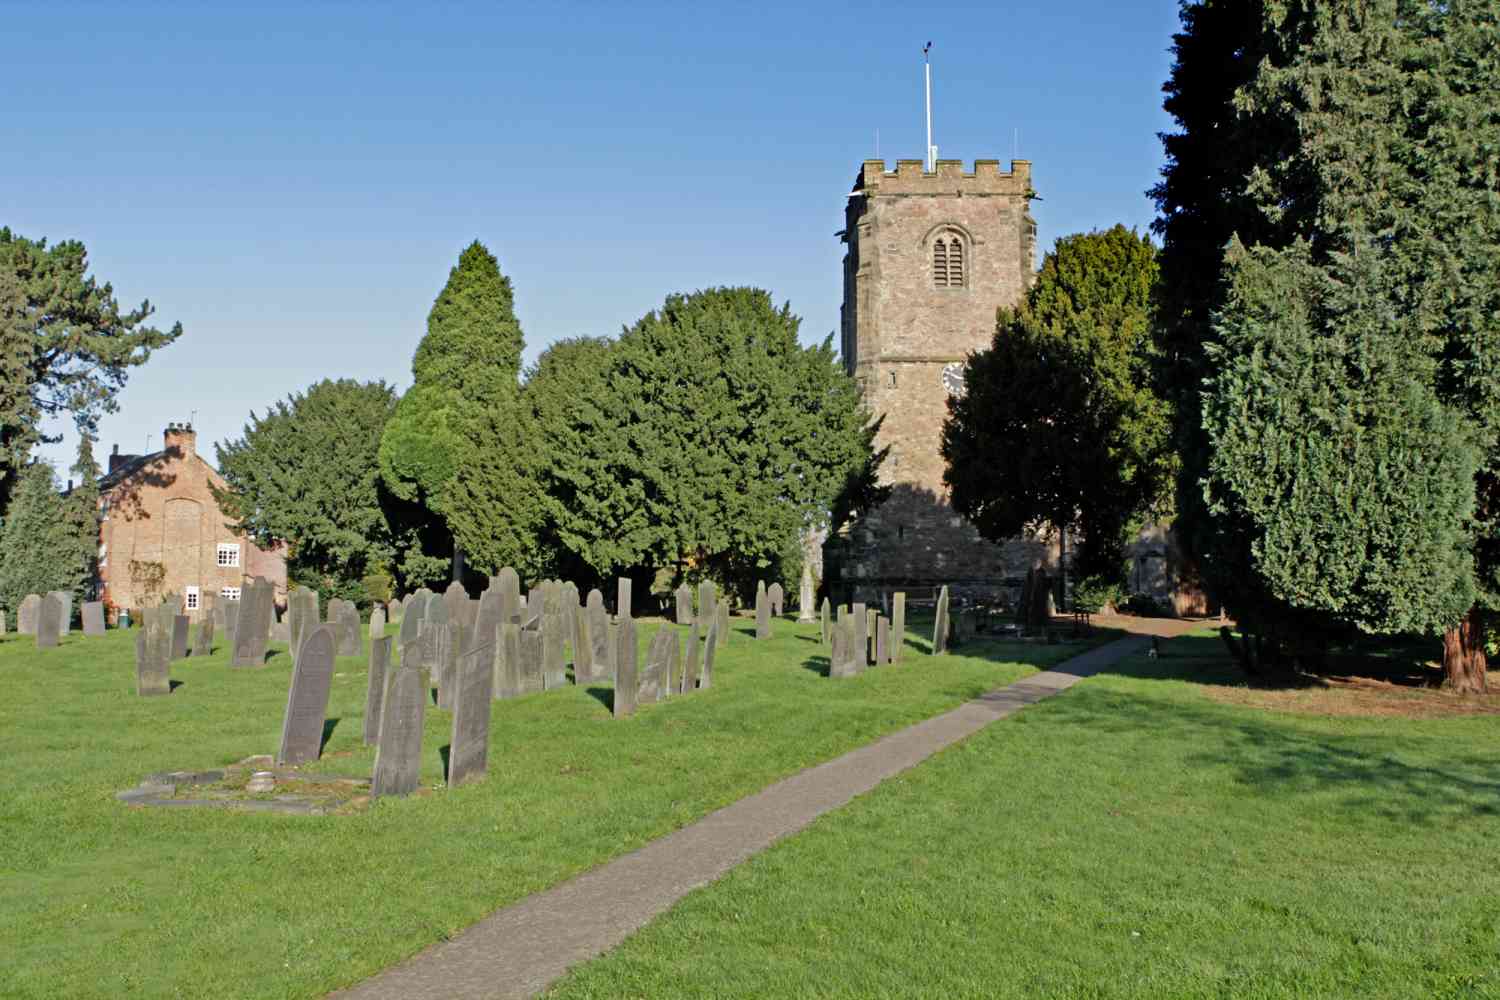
[0,462,83,612]
[378,241,526,587]
[66,434,102,599]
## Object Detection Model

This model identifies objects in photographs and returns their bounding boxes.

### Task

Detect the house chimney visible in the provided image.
[108,443,126,474]
[164,422,197,459]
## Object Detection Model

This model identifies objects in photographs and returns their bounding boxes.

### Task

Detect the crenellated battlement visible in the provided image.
[854,158,1031,196]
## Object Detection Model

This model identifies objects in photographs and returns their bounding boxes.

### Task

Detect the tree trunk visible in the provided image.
[1441,606,1488,693]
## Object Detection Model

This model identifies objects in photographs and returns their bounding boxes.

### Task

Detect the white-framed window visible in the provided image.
[216,543,241,568]
[221,586,241,601]
[184,586,200,611]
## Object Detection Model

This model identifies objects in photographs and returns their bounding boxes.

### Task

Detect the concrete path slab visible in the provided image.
[331,619,1205,1000]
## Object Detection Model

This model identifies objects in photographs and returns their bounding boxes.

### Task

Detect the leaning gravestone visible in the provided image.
[613,616,638,718]
[768,582,784,617]
[364,636,393,746]
[193,617,214,657]
[663,629,680,699]
[82,601,106,637]
[541,613,567,689]
[170,615,190,660]
[36,593,63,648]
[519,627,544,694]
[682,621,701,693]
[277,624,336,765]
[892,592,907,664]
[675,584,693,625]
[371,657,427,798]
[493,622,524,700]
[136,606,174,696]
[18,593,40,636]
[701,619,718,688]
[448,636,496,788]
[933,586,951,655]
[49,591,73,635]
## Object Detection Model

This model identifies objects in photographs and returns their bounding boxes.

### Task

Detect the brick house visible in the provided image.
[96,423,286,621]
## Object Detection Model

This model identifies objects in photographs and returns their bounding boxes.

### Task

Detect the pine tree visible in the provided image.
[378,241,526,587]
[66,434,102,599]
[0,462,84,612]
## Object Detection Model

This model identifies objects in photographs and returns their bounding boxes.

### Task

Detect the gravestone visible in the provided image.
[866,609,879,663]
[541,613,567,689]
[231,578,273,668]
[213,601,226,628]
[36,593,63,649]
[497,567,521,624]
[573,607,595,684]
[448,636,496,788]
[716,600,729,648]
[830,615,863,678]
[82,601,106,637]
[682,621,701,693]
[458,597,479,634]
[829,620,849,678]
[170,615,190,660]
[192,617,214,657]
[329,599,361,658]
[270,615,289,643]
[852,603,868,667]
[892,592,907,664]
[674,584,693,625]
[364,636,393,746]
[135,606,173,696]
[663,629,680,698]
[398,594,423,648]
[754,581,769,640]
[701,620,718,688]
[475,588,503,655]
[768,582,784,617]
[527,585,543,620]
[493,623,524,700]
[613,616,637,718]
[387,599,401,623]
[436,622,463,710]
[369,605,386,640]
[820,598,831,645]
[876,615,890,666]
[0,609,6,635]
[586,589,611,668]
[519,628,544,694]
[933,586,951,655]
[49,591,73,634]
[277,624,335,765]
[639,629,668,703]
[222,598,241,651]
[697,580,716,629]
[442,581,468,628]
[18,594,40,635]
[371,658,427,798]
[424,589,451,636]
[616,577,632,621]
[798,564,815,622]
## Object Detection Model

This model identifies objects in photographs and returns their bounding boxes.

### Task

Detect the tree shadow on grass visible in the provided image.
[319,718,340,755]
[802,655,831,678]
[585,686,614,713]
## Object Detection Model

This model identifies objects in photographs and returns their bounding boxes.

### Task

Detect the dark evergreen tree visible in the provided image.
[216,379,402,601]
[0,229,180,510]
[0,462,84,612]
[378,241,526,586]
[943,226,1171,583]
[66,434,102,599]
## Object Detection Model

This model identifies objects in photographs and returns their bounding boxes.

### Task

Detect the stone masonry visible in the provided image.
[829,159,1060,603]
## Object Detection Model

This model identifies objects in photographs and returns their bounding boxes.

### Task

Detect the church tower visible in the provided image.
[830,158,1053,602]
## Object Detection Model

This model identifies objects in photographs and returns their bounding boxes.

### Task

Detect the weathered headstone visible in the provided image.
[497,567,521,624]
[364,636,393,746]
[222,597,240,651]
[716,600,729,648]
[475,588,503,654]
[933,585,951,655]
[329,599,361,658]
[755,581,771,640]
[398,593,423,648]
[876,615,890,666]
[768,582,784,617]
[448,636,496,788]
[798,564,816,622]
[436,622,464,710]
[573,606,595,684]
[613,615,638,718]
[681,621,701,693]
[519,628,544,694]
[616,577,632,621]
[697,580,716,628]
[192,617,214,657]
[231,578,273,668]
[442,581,468,628]
[586,589,610,668]
[852,602,868,667]
[640,629,668,703]
[493,623,524,700]
[36,593,62,649]
[541,613,567,689]
[674,584,693,625]
[49,591,73,635]
[892,592,907,664]
[17,594,40,636]
[866,608,879,663]
[371,657,427,798]
[81,601,106,637]
[701,619,718,688]
[829,620,850,678]
[135,606,173,696]
[0,609,7,635]
[830,614,864,678]
[387,599,401,623]
[276,624,335,765]
[170,615,190,660]
[369,605,386,640]
[271,614,290,643]
[820,597,831,645]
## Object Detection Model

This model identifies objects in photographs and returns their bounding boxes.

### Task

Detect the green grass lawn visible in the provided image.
[0,612,1103,999]
[546,633,1500,1000]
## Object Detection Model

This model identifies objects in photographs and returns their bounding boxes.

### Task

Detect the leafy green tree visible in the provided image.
[942,226,1171,583]
[523,288,879,601]
[0,462,85,612]
[0,229,181,509]
[216,379,402,602]
[1154,1,1500,689]
[65,434,102,599]
[379,240,525,586]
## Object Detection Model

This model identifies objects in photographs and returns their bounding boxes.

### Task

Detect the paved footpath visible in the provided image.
[332,617,1205,1000]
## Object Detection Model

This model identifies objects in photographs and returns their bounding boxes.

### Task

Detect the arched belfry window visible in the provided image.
[932,231,965,288]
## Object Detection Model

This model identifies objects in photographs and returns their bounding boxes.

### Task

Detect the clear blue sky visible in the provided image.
[6,1,1181,475]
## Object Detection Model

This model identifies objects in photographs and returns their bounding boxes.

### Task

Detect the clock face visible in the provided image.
[942,362,967,397]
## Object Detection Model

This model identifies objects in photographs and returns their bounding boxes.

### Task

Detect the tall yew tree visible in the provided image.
[1154,1,1500,690]
[378,241,526,587]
